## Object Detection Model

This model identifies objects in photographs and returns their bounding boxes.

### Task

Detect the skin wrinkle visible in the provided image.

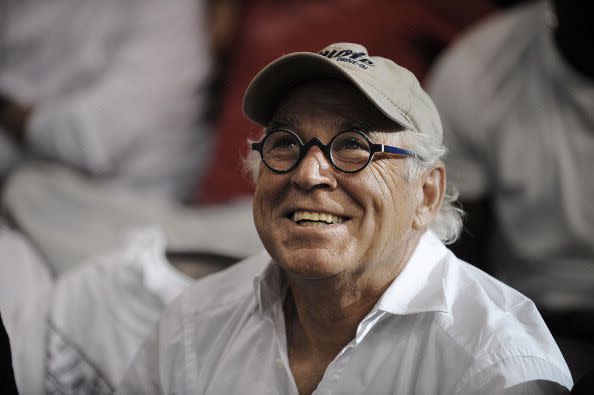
[367,158,419,277]
[370,129,418,183]
[254,80,429,294]
[247,92,461,246]
[267,115,302,134]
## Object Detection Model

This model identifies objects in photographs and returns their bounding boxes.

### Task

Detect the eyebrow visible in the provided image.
[340,119,373,132]
[266,115,299,132]
[267,115,372,132]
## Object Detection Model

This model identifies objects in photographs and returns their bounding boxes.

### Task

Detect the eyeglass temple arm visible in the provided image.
[373,143,416,157]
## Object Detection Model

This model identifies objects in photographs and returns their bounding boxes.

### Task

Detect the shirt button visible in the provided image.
[276,357,283,368]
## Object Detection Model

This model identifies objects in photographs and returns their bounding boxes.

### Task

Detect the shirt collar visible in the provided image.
[253,230,449,316]
[374,230,449,315]
[254,259,286,315]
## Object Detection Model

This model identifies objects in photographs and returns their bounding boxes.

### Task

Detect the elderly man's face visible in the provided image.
[253,80,426,284]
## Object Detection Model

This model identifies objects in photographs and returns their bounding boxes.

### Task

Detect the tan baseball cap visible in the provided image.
[243,42,442,140]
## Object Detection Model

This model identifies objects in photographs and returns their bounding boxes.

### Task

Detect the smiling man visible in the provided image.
[117,43,572,394]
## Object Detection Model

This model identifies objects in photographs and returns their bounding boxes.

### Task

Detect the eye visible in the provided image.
[263,130,301,159]
[332,133,369,152]
[339,137,366,150]
[270,136,298,150]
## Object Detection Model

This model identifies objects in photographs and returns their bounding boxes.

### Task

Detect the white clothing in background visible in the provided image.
[3,163,263,275]
[427,2,594,311]
[0,225,52,313]
[118,231,572,394]
[5,227,195,394]
[0,0,212,199]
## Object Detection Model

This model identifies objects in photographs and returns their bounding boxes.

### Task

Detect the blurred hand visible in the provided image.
[0,93,33,144]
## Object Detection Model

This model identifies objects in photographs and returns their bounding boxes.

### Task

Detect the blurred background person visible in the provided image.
[0,2,221,392]
[0,0,213,201]
[4,225,257,394]
[427,0,594,381]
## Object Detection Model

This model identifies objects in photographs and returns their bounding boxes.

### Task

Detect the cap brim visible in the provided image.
[242,52,414,130]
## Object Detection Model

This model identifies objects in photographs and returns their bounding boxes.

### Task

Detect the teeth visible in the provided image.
[291,211,344,224]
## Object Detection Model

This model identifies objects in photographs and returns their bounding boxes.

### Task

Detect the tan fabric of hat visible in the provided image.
[242,42,443,141]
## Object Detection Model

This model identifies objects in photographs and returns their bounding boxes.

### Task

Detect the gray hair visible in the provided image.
[398,129,463,245]
[244,128,463,245]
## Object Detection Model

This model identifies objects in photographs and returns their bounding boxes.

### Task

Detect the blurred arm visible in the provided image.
[25,0,211,176]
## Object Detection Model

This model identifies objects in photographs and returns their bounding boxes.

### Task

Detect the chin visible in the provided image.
[274,247,348,280]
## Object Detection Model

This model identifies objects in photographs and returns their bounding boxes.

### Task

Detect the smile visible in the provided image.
[291,210,344,226]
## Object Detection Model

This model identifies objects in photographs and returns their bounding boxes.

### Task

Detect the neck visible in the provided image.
[284,275,387,357]
[282,233,420,358]
[280,234,421,395]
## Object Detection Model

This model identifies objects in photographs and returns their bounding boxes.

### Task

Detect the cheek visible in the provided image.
[362,164,417,231]
[252,182,280,259]
[252,170,288,226]
[254,185,272,211]
[364,163,406,208]
[252,174,272,228]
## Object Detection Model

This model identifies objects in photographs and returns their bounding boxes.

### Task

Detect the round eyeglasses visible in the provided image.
[251,129,416,174]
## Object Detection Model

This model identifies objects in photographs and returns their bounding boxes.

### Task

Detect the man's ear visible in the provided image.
[412,162,446,230]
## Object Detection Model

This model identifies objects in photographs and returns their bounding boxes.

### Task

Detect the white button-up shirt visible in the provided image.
[5,227,195,395]
[118,231,573,394]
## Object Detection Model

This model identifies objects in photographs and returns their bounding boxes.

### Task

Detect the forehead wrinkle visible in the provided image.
[266,114,301,133]
[340,118,373,132]
[269,109,352,139]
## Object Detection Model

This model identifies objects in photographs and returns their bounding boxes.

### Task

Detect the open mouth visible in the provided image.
[290,210,345,227]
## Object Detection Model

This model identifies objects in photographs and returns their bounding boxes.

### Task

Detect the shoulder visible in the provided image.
[437,253,573,391]
[427,2,546,133]
[177,250,271,314]
[154,250,271,336]
[429,2,544,90]
[117,251,271,392]
[439,252,549,350]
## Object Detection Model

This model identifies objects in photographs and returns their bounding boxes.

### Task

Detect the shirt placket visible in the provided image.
[314,310,388,394]
[268,299,300,395]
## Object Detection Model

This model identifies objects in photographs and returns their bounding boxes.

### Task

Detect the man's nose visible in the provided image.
[290,146,337,191]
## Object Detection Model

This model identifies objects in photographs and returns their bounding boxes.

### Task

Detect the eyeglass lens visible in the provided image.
[261,130,372,172]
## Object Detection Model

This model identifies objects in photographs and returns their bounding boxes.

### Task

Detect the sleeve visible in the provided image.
[455,355,573,394]
[26,0,211,177]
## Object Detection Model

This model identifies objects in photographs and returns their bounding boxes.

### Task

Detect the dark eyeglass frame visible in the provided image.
[251,128,416,174]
